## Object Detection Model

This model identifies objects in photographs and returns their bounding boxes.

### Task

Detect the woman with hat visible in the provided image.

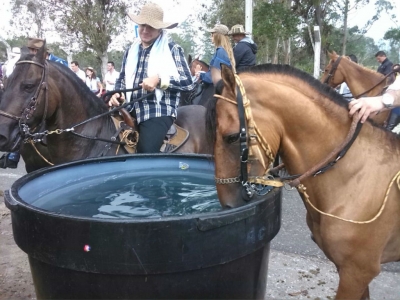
[85,67,103,97]
[196,24,236,85]
[109,2,194,153]
[228,24,257,72]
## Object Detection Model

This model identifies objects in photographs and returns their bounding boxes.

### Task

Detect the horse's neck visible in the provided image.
[342,63,386,97]
[47,77,119,162]
[248,80,351,175]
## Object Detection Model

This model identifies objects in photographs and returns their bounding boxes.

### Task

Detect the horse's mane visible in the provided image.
[205,64,400,151]
[49,60,108,112]
[335,58,383,77]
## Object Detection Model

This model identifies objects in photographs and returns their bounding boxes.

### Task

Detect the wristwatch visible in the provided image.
[382,93,394,109]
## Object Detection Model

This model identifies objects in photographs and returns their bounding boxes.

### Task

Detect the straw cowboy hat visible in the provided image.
[228,24,250,36]
[27,37,45,50]
[128,2,178,29]
[208,24,229,36]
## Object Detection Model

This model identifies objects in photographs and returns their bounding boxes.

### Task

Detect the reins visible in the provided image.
[21,84,153,145]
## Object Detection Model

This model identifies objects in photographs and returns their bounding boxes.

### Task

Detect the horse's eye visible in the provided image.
[21,82,36,92]
[224,133,240,144]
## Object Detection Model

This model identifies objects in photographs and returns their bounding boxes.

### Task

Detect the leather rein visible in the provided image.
[213,74,362,200]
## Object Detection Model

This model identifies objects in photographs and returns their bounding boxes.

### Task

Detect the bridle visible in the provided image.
[323,56,342,85]
[213,74,362,200]
[0,60,49,149]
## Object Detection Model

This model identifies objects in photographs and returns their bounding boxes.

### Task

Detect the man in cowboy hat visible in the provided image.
[109,2,194,153]
[228,24,258,72]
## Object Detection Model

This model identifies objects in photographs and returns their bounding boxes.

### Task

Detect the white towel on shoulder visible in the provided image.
[125,30,180,102]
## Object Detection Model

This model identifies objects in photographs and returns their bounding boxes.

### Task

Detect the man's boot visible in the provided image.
[0,152,20,169]
[386,111,400,131]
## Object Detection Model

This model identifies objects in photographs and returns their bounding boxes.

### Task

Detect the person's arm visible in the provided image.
[167,44,195,91]
[349,77,400,122]
[96,79,103,97]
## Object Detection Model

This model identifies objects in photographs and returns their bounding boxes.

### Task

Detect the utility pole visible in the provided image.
[245,0,253,38]
[313,26,321,79]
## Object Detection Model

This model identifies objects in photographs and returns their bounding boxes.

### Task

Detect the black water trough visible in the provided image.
[5,154,281,299]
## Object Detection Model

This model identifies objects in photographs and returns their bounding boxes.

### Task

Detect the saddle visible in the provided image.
[111,109,189,153]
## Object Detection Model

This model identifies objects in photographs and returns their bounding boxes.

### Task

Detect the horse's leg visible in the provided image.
[335,262,378,299]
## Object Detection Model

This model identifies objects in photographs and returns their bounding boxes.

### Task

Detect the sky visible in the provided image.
[0,0,397,44]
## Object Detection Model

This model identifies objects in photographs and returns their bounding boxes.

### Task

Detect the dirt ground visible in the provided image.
[0,192,36,300]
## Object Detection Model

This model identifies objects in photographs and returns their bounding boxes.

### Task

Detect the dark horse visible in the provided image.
[0,45,210,172]
[0,86,51,172]
[180,55,214,107]
[207,64,400,299]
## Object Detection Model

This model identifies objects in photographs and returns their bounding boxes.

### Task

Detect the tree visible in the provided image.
[170,20,199,59]
[10,0,144,78]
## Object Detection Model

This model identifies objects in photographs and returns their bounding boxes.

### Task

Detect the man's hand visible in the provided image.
[140,75,159,91]
[348,96,385,123]
[109,92,125,107]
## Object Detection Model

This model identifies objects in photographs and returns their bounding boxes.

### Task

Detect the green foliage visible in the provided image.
[253,2,300,41]
[384,28,400,45]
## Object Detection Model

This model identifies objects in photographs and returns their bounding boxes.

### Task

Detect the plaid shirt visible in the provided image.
[115,41,194,123]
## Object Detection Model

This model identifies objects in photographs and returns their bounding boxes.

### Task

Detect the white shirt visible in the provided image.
[74,69,86,82]
[4,56,20,77]
[85,77,100,92]
[104,70,120,91]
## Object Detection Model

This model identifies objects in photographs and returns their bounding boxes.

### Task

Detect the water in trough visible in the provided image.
[28,171,221,219]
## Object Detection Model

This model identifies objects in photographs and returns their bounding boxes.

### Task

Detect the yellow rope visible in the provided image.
[29,140,54,166]
[298,170,400,223]
[116,130,138,154]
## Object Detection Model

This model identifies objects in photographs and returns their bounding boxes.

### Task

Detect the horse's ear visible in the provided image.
[20,47,30,59]
[36,39,47,63]
[220,64,236,94]
[332,50,338,56]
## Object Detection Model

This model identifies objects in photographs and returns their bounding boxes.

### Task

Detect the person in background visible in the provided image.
[196,24,236,85]
[109,2,194,153]
[228,24,257,72]
[85,67,102,97]
[339,54,358,100]
[71,61,86,82]
[3,47,20,79]
[46,48,68,66]
[27,37,43,55]
[375,50,394,77]
[103,61,120,91]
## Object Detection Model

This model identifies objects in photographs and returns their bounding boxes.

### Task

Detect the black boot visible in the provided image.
[0,152,20,169]
[386,111,400,131]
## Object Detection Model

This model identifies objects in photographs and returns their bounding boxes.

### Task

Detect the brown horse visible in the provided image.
[207,63,400,299]
[0,44,210,172]
[320,50,392,125]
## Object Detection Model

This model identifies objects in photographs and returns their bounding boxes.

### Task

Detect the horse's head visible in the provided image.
[320,50,346,87]
[207,65,277,208]
[0,42,49,151]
